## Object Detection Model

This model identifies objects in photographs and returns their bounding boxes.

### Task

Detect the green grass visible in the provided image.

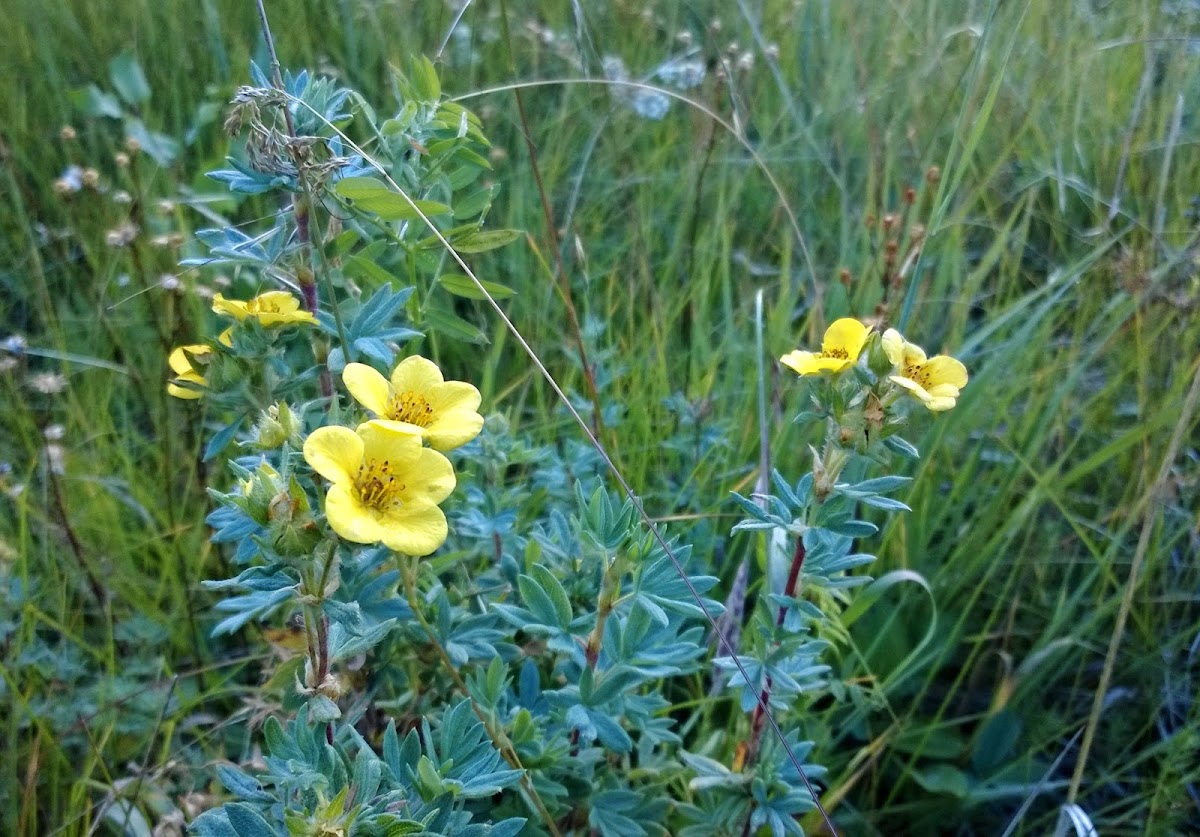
[2,0,1199,834]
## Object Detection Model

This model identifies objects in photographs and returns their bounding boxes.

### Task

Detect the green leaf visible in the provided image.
[224,803,277,836]
[204,415,246,462]
[892,726,965,759]
[422,308,488,345]
[436,273,516,301]
[530,564,572,626]
[910,763,971,798]
[334,177,450,221]
[344,254,398,288]
[110,52,151,104]
[411,55,442,101]
[450,229,522,254]
[517,573,561,628]
[71,84,123,119]
[216,765,273,803]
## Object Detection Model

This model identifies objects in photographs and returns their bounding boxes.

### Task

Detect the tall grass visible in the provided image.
[1,0,1197,833]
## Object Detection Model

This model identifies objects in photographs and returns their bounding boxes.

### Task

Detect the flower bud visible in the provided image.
[253,402,301,450]
[866,331,893,377]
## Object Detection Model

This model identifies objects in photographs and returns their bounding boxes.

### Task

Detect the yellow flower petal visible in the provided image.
[312,420,456,555]
[251,291,317,327]
[303,426,364,486]
[255,291,300,313]
[823,318,870,360]
[889,374,932,401]
[780,350,819,375]
[213,291,317,327]
[377,501,449,556]
[425,382,484,450]
[428,381,483,414]
[389,355,445,393]
[167,345,212,399]
[406,447,457,505]
[921,355,968,389]
[781,319,872,377]
[167,382,204,400]
[211,294,250,321]
[356,420,426,468]
[324,483,394,545]
[882,329,905,366]
[926,383,961,399]
[343,363,392,416]
[925,395,958,412]
[168,345,210,376]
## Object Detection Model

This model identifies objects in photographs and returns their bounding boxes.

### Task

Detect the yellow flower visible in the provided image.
[780,318,872,376]
[212,291,318,327]
[342,356,484,452]
[167,344,212,400]
[881,328,968,412]
[303,420,456,556]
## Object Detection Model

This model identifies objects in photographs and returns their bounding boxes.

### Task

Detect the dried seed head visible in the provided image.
[81,168,100,189]
[60,125,77,141]
[113,152,130,168]
[926,165,941,184]
[27,372,69,394]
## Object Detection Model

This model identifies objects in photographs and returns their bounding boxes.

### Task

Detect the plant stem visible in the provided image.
[584,549,621,670]
[253,0,333,400]
[397,553,563,837]
[738,537,807,837]
[743,535,807,773]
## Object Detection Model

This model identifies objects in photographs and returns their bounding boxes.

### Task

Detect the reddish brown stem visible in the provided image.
[744,536,807,768]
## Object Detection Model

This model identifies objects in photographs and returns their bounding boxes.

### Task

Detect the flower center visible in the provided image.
[354,458,405,511]
[820,345,850,360]
[386,390,435,427]
[248,298,284,315]
[904,363,933,387]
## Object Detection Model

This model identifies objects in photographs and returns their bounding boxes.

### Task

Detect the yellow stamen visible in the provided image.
[386,390,436,427]
[904,364,932,387]
[354,458,406,511]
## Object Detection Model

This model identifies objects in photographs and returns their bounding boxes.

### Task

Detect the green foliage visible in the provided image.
[2,2,1200,836]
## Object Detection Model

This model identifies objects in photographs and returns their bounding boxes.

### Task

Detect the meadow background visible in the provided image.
[2,0,1199,834]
